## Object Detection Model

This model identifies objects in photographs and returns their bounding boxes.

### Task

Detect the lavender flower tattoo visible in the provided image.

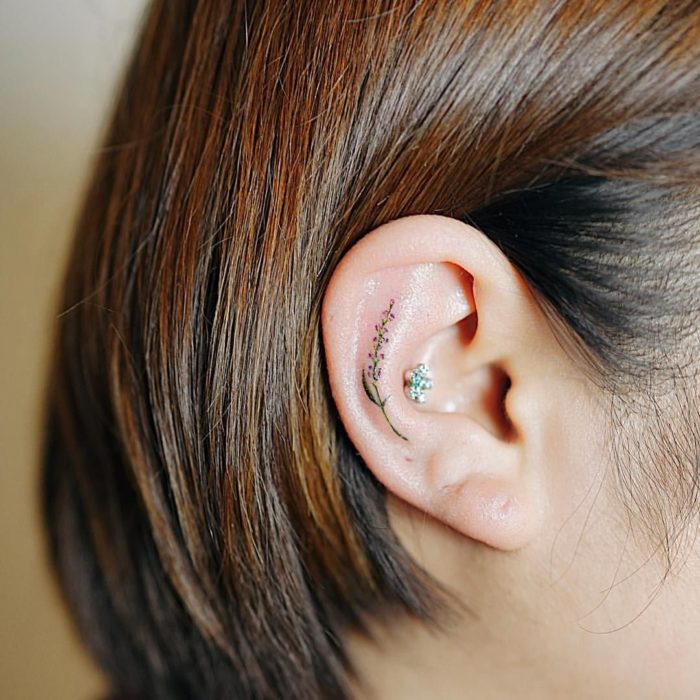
[361,298,409,441]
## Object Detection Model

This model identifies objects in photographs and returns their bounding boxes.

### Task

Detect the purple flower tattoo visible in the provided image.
[361,298,408,441]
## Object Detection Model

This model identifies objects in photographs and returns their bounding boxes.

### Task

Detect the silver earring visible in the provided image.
[404,363,433,404]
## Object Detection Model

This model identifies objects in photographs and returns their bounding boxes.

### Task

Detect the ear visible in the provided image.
[322,214,557,551]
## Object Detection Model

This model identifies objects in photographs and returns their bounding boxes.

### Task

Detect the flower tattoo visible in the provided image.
[361,298,409,441]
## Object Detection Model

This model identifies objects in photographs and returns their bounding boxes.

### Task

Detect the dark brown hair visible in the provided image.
[41,1,700,698]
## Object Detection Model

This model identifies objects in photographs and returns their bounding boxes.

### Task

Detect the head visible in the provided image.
[41,1,700,698]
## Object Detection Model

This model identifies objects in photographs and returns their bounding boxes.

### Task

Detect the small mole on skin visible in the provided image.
[404,456,414,463]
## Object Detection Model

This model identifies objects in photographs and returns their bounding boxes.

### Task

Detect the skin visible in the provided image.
[321,215,700,699]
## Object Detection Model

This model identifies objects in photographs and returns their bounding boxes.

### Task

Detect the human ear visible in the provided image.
[321,214,555,551]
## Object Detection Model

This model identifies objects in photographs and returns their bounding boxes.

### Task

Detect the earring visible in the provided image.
[404,363,433,404]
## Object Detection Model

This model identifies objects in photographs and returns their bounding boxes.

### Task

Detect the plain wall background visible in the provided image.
[1,1,147,697]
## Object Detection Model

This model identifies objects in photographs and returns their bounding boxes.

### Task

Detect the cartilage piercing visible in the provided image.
[404,363,433,404]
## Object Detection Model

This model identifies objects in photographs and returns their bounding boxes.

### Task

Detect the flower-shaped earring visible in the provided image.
[404,363,433,404]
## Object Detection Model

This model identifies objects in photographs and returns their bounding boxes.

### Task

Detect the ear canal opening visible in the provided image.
[414,311,516,442]
[484,365,516,442]
[459,311,515,442]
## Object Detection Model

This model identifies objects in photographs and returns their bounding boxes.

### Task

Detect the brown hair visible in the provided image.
[41,1,700,698]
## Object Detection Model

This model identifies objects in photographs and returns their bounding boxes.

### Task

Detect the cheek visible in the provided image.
[541,374,605,499]
[539,380,626,583]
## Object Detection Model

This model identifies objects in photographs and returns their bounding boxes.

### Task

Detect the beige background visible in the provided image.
[1,1,147,697]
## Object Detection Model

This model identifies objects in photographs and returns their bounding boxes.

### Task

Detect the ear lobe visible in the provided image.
[321,215,547,551]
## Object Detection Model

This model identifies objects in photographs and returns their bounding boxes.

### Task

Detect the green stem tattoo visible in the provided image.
[362,298,409,441]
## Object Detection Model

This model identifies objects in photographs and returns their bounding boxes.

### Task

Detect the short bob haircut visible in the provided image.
[41,1,700,698]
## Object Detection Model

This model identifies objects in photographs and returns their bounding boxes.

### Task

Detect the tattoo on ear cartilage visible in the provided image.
[361,298,409,441]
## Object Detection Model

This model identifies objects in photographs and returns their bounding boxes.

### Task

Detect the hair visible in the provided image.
[40,1,700,698]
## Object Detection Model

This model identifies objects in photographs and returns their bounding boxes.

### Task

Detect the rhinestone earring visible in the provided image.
[404,363,433,404]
